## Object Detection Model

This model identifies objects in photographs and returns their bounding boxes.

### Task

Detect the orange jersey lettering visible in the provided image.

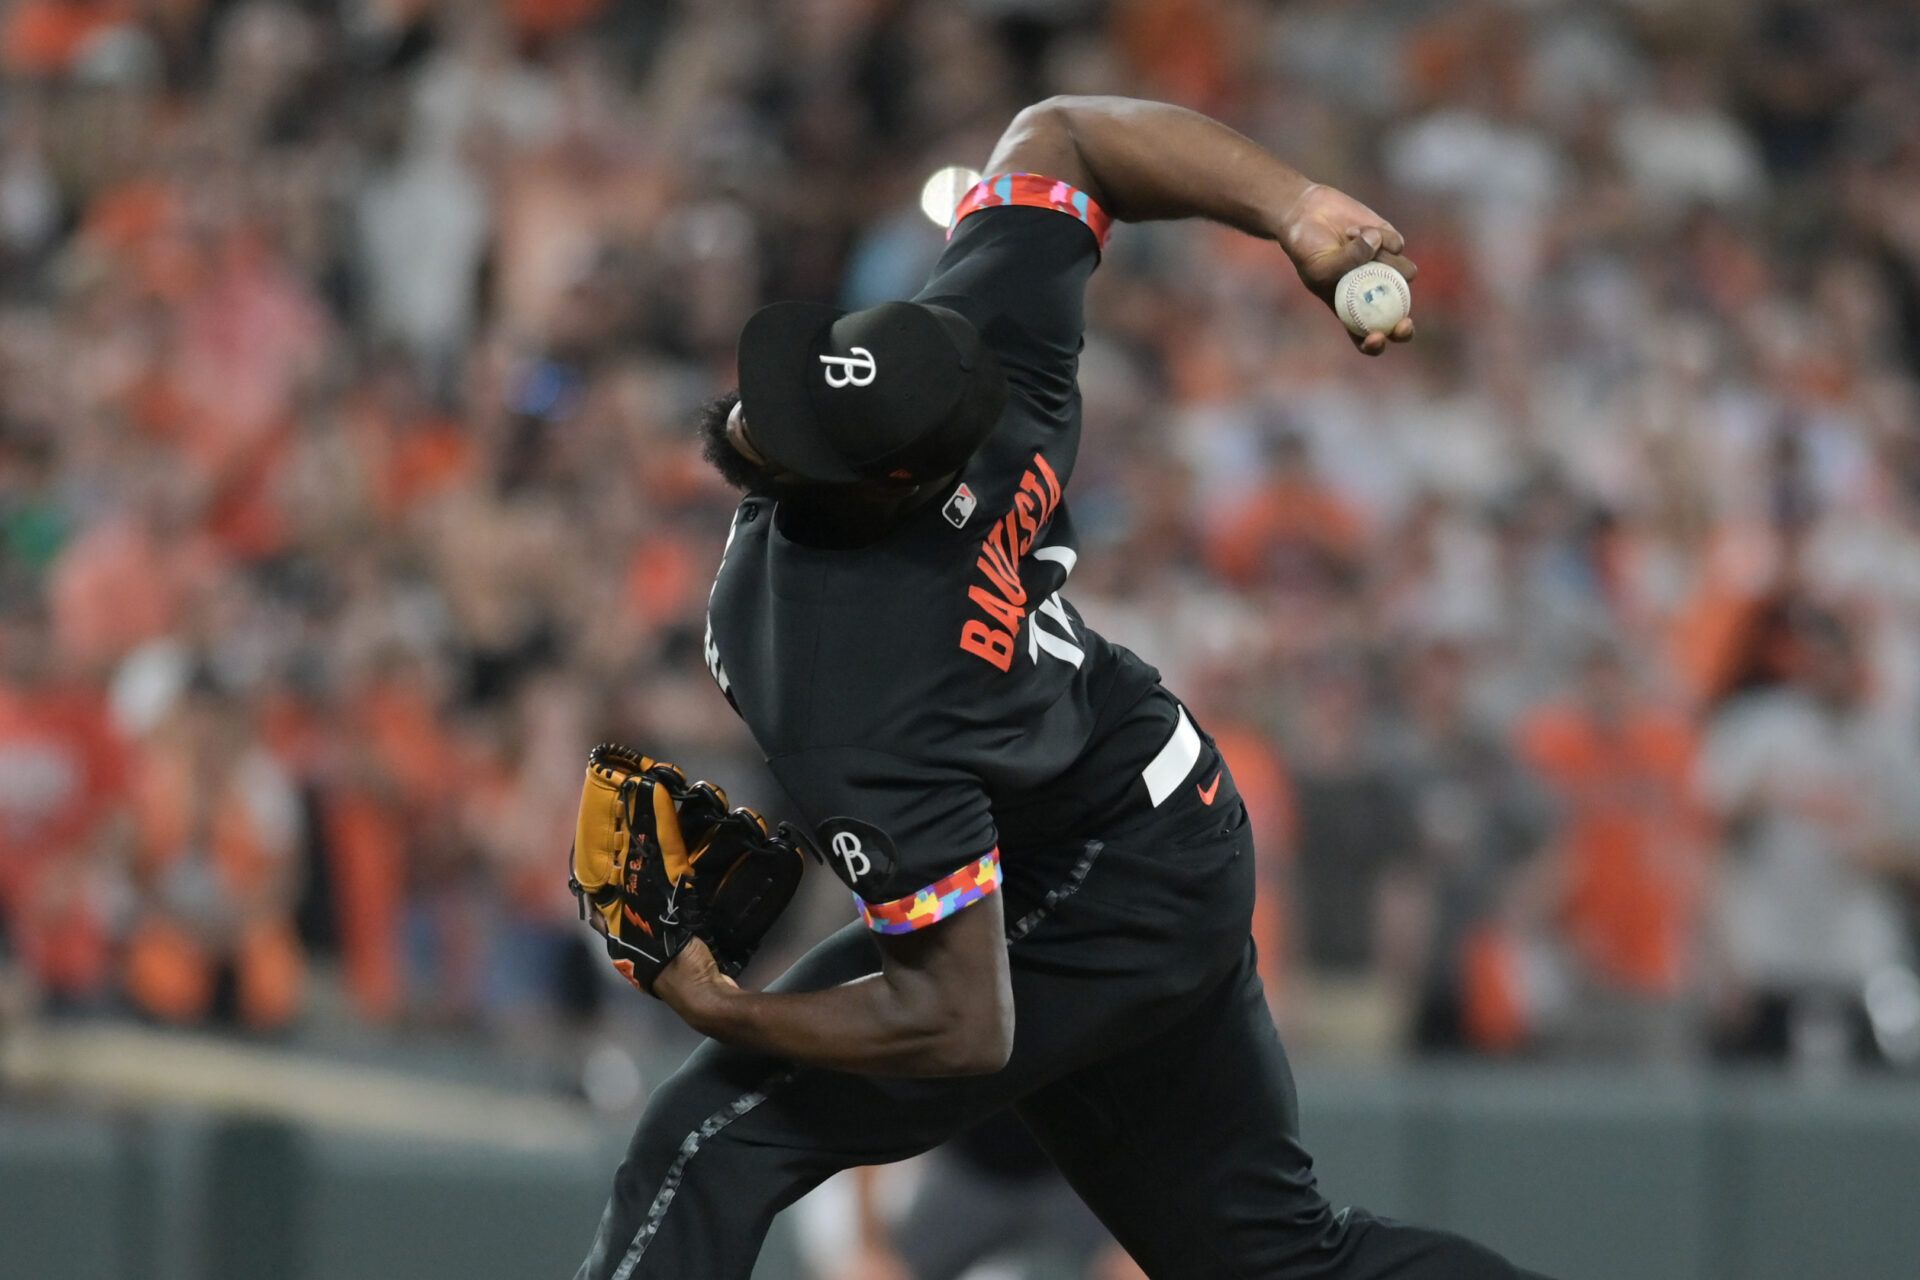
[960,620,1015,671]
[957,452,1065,669]
[969,583,1026,634]
[975,553,1026,608]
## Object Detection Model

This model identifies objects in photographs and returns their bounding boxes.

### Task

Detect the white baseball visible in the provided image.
[1334,262,1412,337]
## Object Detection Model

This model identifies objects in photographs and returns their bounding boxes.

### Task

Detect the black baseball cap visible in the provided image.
[736,299,1006,485]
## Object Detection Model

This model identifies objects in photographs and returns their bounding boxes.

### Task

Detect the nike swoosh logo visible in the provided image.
[1197,770,1222,805]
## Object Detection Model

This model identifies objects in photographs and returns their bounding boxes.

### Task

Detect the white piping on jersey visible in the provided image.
[1141,707,1202,807]
[703,507,745,695]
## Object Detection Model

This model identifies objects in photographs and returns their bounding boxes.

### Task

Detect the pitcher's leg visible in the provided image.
[891,1120,1112,1280]
[1018,943,1554,1280]
[577,924,983,1280]
[575,1042,814,1280]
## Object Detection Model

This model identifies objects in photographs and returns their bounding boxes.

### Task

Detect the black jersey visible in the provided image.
[705,181,1206,935]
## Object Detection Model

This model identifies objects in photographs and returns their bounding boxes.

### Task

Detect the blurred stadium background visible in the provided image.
[4,0,1920,1277]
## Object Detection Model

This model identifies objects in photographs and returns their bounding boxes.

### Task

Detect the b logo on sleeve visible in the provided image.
[815,816,898,897]
[830,831,870,878]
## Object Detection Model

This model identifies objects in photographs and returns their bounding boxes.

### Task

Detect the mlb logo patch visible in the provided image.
[942,481,978,529]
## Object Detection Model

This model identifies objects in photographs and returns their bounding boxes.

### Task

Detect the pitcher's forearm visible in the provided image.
[654,905,1016,1077]
[982,94,1415,354]
[676,973,1008,1077]
[990,95,1314,237]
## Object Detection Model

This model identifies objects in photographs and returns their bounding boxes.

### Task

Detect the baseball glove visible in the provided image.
[568,745,809,994]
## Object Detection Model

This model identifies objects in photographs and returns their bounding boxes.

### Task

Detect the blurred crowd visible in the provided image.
[4,0,1920,1079]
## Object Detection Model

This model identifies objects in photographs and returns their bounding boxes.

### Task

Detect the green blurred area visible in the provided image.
[5,1063,1918,1280]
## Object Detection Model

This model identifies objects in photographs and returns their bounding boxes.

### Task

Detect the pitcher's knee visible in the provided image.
[1321,1208,1546,1279]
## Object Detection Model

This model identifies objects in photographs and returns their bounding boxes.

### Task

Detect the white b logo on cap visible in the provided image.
[819,346,877,388]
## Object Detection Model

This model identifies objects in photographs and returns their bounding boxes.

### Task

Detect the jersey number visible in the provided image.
[1027,592,1083,668]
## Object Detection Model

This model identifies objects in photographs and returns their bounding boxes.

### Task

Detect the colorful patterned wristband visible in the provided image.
[859,847,1003,934]
[950,173,1112,250]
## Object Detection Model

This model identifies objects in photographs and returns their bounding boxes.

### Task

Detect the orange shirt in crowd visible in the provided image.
[381,421,475,516]
[0,683,125,994]
[505,0,606,39]
[1210,721,1296,999]
[1208,479,1368,586]
[1112,0,1241,110]
[0,683,123,898]
[353,677,461,814]
[321,787,406,1023]
[2,0,131,75]
[78,177,192,300]
[125,732,306,1028]
[1519,703,1708,995]
[625,532,698,625]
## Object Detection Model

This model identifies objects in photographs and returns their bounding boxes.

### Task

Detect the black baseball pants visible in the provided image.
[575,771,1552,1280]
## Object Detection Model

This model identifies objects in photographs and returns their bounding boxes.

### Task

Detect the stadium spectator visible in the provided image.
[1699,603,1920,1066]
[1519,640,1711,1059]
[1279,652,1416,1055]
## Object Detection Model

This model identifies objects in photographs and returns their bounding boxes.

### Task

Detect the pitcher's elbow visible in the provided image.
[939,994,1015,1075]
[929,1023,1012,1076]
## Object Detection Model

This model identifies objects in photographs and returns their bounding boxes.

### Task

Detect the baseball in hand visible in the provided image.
[1334,262,1412,337]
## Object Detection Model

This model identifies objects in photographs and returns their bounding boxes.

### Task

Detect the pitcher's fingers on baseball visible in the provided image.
[1346,223,1407,258]
[1351,317,1414,356]
[1317,226,1383,285]
[1378,249,1418,280]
